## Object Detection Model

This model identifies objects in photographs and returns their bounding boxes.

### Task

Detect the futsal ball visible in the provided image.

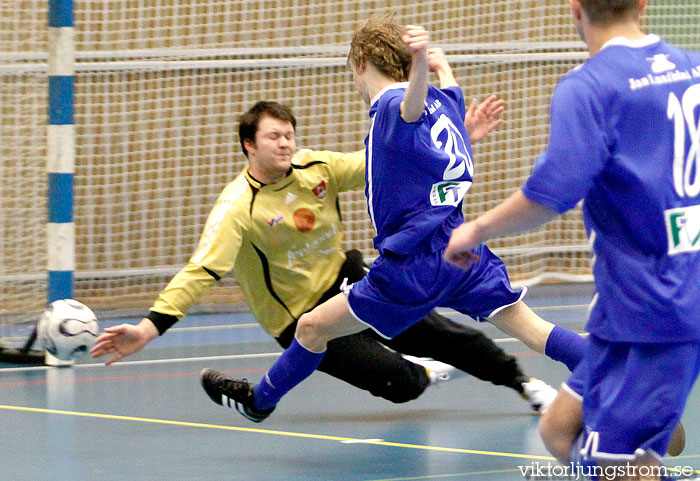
[38,299,99,361]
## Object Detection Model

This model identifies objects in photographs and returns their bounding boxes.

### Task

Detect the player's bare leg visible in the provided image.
[540,386,685,475]
[539,387,583,463]
[488,301,554,354]
[294,292,368,353]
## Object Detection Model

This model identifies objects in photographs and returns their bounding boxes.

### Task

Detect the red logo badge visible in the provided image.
[312,181,327,199]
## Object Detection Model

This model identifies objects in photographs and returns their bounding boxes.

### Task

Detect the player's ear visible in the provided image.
[638,0,647,14]
[243,138,256,155]
[569,0,582,21]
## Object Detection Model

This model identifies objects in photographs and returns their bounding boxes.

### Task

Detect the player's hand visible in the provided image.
[427,48,449,74]
[465,95,505,143]
[402,25,429,56]
[444,222,482,269]
[90,318,158,365]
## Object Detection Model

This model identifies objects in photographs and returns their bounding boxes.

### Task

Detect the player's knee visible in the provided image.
[539,410,557,448]
[373,368,430,403]
[539,406,576,463]
[295,312,328,351]
[377,379,426,403]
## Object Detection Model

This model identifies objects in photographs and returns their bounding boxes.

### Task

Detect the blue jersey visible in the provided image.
[523,35,700,343]
[365,83,474,255]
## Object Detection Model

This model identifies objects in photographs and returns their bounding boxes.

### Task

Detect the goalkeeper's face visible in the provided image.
[246,115,296,184]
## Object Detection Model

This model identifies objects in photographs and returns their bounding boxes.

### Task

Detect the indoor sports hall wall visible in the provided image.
[1,1,699,321]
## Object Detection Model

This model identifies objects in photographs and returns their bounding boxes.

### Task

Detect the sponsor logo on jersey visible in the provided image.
[628,67,695,91]
[665,204,700,255]
[425,98,442,115]
[293,208,315,232]
[648,54,676,74]
[267,214,284,227]
[287,223,338,267]
[429,180,472,207]
[312,181,327,199]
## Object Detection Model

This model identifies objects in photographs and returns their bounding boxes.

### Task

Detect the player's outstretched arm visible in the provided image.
[444,189,557,269]
[400,25,430,123]
[427,47,458,89]
[427,48,503,143]
[465,95,505,143]
[90,317,159,365]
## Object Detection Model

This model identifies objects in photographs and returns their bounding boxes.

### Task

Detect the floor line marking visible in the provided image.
[0,351,283,373]
[0,367,267,387]
[95,303,589,336]
[1,329,590,374]
[672,454,700,460]
[341,438,385,444]
[0,404,555,461]
[435,304,591,316]
[168,323,260,332]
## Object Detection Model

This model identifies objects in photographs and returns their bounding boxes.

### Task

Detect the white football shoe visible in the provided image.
[522,378,558,414]
[402,355,465,385]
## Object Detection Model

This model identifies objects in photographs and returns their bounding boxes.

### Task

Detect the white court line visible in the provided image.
[1,301,590,373]
[434,304,591,316]
[495,332,589,344]
[341,438,385,444]
[0,331,590,373]
[0,351,282,373]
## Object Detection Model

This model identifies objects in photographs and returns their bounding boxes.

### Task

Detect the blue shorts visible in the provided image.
[563,346,586,399]
[565,334,700,460]
[345,243,525,339]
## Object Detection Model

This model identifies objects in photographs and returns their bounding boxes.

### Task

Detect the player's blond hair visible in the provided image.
[348,12,411,83]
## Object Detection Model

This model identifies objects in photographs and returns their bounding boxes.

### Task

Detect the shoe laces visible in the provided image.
[220,377,252,395]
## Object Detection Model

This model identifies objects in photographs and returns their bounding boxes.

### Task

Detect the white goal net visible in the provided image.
[2,1,699,331]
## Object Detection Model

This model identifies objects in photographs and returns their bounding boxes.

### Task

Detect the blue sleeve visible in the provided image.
[442,86,466,122]
[522,76,610,214]
[374,92,420,145]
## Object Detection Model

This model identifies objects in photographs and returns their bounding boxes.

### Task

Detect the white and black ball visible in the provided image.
[38,299,99,361]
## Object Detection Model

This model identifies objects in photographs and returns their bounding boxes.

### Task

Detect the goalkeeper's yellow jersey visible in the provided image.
[150,148,365,337]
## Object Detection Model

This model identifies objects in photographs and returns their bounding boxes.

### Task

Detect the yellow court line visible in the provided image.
[671,454,700,461]
[0,404,555,461]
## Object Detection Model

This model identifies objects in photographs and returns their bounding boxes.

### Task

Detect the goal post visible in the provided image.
[48,0,76,304]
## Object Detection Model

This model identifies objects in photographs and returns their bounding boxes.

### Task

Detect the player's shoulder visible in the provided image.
[433,85,466,117]
[217,172,255,208]
[437,85,464,100]
[292,148,331,168]
[675,43,700,65]
[291,149,339,187]
[372,83,408,111]
[554,66,597,100]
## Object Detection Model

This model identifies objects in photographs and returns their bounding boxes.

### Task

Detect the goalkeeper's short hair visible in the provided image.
[239,101,297,157]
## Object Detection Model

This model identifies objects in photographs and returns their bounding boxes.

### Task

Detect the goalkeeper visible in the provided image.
[91,93,557,411]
